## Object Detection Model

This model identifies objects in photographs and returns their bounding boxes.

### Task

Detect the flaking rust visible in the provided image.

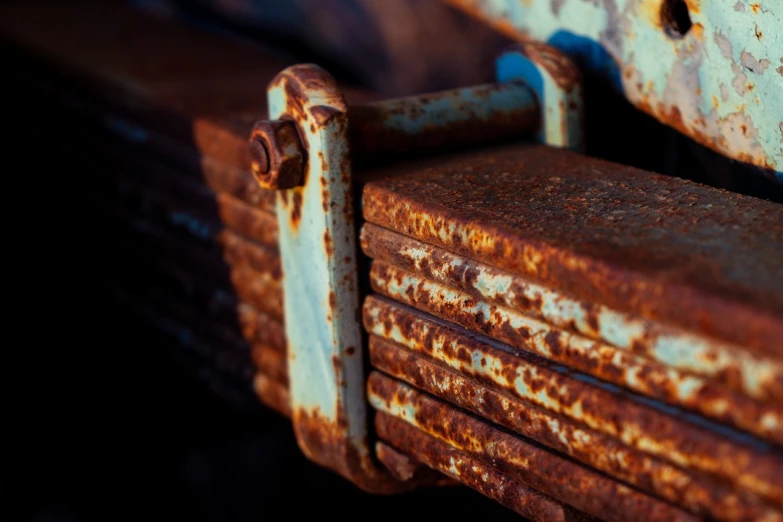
[361,223,783,403]
[362,144,783,356]
[375,411,598,521]
[363,296,783,511]
[369,260,783,443]
[369,373,698,522]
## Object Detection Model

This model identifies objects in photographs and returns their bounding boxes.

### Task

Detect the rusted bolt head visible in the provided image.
[249,119,306,190]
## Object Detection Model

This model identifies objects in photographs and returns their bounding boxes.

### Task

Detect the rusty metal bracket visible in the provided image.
[265,64,403,491]
[259,62,546,488]
[497,43,584,150]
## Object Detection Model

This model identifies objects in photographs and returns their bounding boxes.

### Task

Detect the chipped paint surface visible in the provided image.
[362,144,783,357]
[268,64,408,492]
[362,140,783,518]
[361,224,783,403]
[448,0,783,180]
[370,373,699,521]
[364,298,783,519]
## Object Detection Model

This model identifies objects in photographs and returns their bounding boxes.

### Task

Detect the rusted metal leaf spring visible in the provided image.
[1,2,297,416]
[42,92,288,405]
[375,411,597,522]
[364,297,783,519]
[361,223,783,404]
[370,373,698,522]
[368,260,783,443]
[362,144,783,357]
[367,255,782,443]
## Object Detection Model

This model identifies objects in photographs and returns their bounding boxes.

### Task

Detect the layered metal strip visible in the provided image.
[364,298,783,520]
[362,143,783,356]
[370,373,699,522]
[446,0,783,181]
[375,409,599,521]
[361,141,783,519]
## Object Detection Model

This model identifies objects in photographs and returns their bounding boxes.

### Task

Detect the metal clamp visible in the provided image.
[250,46,584,488]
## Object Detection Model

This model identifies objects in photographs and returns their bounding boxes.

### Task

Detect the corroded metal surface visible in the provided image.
[363,297,783,514]
[369,261,782,441]
[497,43,584,149]
[361,224,783,403]
[267,64,404,492]
[447,0,783,180]
[370,373,697,522]
[375,412,592,521]
[363,143,783,356]
[347,80,539,163]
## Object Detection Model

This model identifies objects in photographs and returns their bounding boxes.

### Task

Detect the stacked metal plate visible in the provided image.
[360,144,783,521]
[0,1,295,411]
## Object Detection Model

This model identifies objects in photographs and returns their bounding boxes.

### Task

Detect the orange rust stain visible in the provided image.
[750,3,761,13]
[712,95,719,109]
[290,190,303,228]
[685,0,701,13]
[324,229,334,257]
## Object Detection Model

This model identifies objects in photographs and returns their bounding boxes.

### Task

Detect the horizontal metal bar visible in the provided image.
[363,296,783,507]
[369,372,698,522]
[367,329,780,520]
[368,261,782,443]
[374,411,588,522]
[361,223,783,403]
[362,144,783,355]
[374,442,452,485]
[348,81,539,163]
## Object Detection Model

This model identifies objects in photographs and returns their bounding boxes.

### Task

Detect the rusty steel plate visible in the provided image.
[362,143,783,356]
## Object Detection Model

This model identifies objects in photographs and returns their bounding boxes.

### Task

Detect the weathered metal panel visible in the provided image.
[370,372,698,522]
[369,336,780,520]
[363,296,783,510]
[362,143,783,356]
[375,412,593,522]
[361,223,783,403]
[447,0,783,181]
[368,261,782,441]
